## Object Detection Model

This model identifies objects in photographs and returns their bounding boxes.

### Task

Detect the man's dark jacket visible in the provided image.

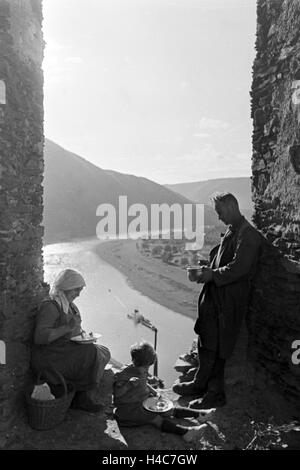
[194,216,261,359]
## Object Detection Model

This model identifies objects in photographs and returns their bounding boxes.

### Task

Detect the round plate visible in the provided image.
[71,333,102,343]
[143,396,173,413]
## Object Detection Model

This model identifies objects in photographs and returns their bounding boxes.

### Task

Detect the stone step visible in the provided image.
[174,358,196,373]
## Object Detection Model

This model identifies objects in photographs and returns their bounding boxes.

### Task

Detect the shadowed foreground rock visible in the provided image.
[1,356,300,450]
[1,368,127,450]
[0,366,212,451]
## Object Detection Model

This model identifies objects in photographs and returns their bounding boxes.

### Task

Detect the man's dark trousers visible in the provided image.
[194,338,225,395]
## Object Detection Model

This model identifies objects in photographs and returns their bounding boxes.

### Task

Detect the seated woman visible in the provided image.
[113,341,211,443]
[31,268,111,412]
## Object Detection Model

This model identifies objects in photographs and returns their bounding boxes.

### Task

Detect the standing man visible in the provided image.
[173,193,261,409]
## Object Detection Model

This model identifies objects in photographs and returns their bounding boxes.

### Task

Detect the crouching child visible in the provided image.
[113,341,211,443]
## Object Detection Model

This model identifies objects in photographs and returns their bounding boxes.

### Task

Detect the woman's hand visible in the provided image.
[64,315,82,336]
[46,321,75,343]
[66,316,76,331]
[48,317,78,343]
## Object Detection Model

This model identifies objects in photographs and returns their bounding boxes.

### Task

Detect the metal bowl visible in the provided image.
[186,266,203,282]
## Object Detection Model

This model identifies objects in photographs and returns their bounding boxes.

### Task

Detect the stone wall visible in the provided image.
[0,0,46,430]
[249,0,300,410]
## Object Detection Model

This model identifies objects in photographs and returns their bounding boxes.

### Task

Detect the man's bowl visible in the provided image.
[186,266,203,282]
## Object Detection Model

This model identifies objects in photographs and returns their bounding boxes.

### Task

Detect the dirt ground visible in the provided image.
[2,360,299,451]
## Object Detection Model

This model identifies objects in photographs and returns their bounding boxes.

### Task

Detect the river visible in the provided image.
[43,238,194,387]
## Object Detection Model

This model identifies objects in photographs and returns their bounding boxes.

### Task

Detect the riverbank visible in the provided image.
[93,238,201,321]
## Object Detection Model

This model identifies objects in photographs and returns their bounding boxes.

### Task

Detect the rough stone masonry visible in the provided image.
[0,0,46,430]
[249,0,300,411]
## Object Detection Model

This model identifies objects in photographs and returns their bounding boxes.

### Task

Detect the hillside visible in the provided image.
[166,177,254,219]
[43,140,219,243]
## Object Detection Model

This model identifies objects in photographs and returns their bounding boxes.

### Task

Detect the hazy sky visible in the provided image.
[43,0,257,184]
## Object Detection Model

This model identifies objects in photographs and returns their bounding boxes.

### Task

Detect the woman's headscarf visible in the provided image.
[49,269,86,314]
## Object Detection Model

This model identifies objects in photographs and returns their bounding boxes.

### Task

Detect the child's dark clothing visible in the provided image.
[113,364,200,429]
[113,364,157,426]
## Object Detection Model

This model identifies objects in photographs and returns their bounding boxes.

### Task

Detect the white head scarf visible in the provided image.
[49,269,86,314]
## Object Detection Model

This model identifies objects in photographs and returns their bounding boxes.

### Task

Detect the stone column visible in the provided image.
[0,0,46,430]
[250,0,300,412]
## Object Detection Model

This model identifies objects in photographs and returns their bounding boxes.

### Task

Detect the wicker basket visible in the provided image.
[25,370,75,430]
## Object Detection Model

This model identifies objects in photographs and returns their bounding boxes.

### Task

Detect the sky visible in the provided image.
[43,0,257,184]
